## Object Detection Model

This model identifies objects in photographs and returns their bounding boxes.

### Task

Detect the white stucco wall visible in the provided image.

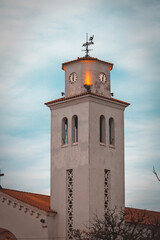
[48,94,128,239]
[50,99,90,238]
[89,98,125,218]
[0,193,56,240]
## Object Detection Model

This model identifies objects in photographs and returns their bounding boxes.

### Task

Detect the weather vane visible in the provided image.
[82,33,94,57]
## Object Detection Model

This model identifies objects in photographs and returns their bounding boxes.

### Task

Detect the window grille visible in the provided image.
[104,169,110,217]
[67,169,73,239]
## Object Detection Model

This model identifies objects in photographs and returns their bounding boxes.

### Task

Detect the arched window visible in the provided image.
[62,117,68,145]
[109,117,114,145]
[0,228,17,240]
[100,115,105,143]
[72,115,78,143]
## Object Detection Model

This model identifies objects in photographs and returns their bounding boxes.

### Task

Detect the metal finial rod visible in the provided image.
[86,33,89,56]
[82,33,94,57]
[0,169,4,187]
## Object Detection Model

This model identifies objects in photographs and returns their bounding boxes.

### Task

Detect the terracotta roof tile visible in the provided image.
[0,188,55,213]
[1,189,159,224]
[45,92,130,106]
[125,207,160,225]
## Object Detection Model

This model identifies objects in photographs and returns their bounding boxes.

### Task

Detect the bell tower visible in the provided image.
[45,36,129,239]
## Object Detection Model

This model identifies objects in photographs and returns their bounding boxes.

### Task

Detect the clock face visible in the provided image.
[99,72,107,84]
[69,72,77,84]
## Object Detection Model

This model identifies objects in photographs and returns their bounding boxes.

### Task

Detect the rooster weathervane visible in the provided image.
[82,33,94,57]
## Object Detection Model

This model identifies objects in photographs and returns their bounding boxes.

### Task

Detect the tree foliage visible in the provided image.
[72,208,160,240]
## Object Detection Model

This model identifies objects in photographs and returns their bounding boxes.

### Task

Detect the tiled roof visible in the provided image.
[0,188,55,213]
[1,189,159,224]
[125,207,160,225]
[45,92,130,106]
[62,56,113,70]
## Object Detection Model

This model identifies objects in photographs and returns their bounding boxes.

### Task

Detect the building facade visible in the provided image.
[45,56,129,239]
[3,51,152,239]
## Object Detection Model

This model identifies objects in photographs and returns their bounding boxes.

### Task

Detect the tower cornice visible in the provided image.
[62,57,114,71]
[45,92,130,109]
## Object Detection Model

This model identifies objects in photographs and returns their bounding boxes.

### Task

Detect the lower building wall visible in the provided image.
[0,198,55,240]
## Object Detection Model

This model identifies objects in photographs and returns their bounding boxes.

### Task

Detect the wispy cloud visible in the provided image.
[0,0,160,211]
[0,132,50,193]
[125,118,160,210]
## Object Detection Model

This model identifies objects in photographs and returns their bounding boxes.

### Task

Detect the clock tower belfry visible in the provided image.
[63,56,113,98]
[45,38,129,240]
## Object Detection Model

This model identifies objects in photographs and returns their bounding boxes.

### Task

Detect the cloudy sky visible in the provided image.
[0,0,160,211]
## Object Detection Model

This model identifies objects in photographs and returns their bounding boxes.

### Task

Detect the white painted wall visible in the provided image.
[0,193,56,240]
[49,94,128,239]
[50,99,90,238]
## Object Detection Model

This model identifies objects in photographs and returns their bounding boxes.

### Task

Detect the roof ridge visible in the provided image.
[62,57,113,70]
[0,188,55,213]
[0,188,50,197]
[126,206,160,214]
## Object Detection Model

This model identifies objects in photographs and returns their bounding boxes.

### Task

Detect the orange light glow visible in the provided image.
[85,71,92,86]
[82,60,95,63]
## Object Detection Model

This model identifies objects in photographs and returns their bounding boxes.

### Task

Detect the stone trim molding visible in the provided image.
[0,192,49,220]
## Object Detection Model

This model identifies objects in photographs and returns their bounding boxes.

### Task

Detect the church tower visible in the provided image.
[45,36,129,239]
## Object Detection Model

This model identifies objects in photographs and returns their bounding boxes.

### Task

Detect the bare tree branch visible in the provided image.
[153,166,160,182]
[72,208,160,240]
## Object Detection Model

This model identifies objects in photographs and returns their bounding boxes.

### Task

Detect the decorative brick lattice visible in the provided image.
[104,169,110,217]
[67,169,73,239]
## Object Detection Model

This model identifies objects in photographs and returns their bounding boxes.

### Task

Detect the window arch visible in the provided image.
[62,117,68,145]
[0,228,17,240]
[100,115,106,144]
[109,117,114,145]
[72,115,78,143]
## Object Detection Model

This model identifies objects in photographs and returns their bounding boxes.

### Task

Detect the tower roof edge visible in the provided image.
[45,92,130,107]
[62,57,113,70]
